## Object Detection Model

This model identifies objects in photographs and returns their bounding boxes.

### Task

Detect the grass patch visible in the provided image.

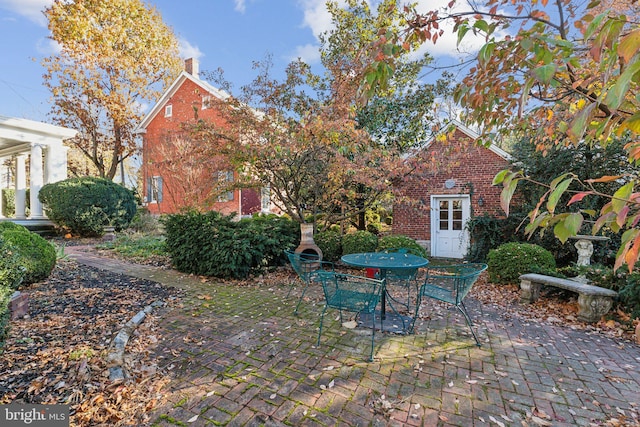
[96,233,167,260]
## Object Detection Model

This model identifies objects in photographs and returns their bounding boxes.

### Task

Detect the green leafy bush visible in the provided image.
[162,211,298,279]
[466,214,518,262]
[0,238,26,346]
[342,230,378,255]
[487,242,556,285]
[1,230,56,284]
[620,273,640,320]
[1,189,30,217]
[39,177,136,237]
[239,214,299,266]
[2,189,15,217]
[0,222,29,233]
[377,234,427,257]
[315,230,342,262]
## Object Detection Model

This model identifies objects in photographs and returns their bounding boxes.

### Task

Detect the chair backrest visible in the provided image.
[424,263,487,304]
[316,271,384,313]
[285,249,332,283]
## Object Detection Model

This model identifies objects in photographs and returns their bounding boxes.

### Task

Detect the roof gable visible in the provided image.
[136,71,230,132]
[424,119,512,161]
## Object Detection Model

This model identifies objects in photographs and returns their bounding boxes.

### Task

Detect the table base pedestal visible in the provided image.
[358,310,413,334]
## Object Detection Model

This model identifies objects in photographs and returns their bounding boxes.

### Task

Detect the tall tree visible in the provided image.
[193,0,449,229]
[366,0,640,270]
[43,0,182,180]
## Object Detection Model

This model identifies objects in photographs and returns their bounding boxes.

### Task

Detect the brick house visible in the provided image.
[136,58,264,216]
[392,121,511,258]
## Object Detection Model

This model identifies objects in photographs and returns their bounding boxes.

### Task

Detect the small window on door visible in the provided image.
[452,200,463,230]
[439,200,449,230]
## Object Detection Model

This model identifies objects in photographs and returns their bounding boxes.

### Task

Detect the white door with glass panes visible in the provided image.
[431,195,470,258]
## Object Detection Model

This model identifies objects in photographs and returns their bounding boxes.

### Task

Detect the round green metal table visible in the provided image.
[341,252,429,333]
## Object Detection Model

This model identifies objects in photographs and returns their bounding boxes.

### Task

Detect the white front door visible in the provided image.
[431,195,470,258]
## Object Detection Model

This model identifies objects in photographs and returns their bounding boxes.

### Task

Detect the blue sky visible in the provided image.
[0,0,473,123]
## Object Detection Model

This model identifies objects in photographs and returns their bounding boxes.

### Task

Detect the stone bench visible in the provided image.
[519,273,618,322]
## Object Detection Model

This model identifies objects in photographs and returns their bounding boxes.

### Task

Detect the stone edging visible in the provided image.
[107,300,164,381]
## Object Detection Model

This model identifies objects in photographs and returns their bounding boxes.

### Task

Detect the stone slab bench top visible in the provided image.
[519,273,618,297]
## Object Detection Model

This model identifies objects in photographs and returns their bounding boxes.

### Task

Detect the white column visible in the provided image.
[44,142,68,184]
[29,144,44,219]
[0,158,4,219]
[14,154,27,219]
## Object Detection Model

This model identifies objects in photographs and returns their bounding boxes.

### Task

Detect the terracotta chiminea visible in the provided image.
[295,223,323,260]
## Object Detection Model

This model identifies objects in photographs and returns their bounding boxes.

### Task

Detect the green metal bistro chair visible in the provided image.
[285,249,334,315]
[414,263,488,346]
[384,248,420,311]
[315,271,385,362]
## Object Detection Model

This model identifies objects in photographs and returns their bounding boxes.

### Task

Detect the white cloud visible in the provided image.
[36,37,61,55]
[0,0,52,26]
[178,37,204,60]
[234,0,246,13]
[289,43,321,64]
[411,0,510,60]
[298,0,339,40]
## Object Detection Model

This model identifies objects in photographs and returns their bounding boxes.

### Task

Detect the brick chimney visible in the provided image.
[185,58,199,78]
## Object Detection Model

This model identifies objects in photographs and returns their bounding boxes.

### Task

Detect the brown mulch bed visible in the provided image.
[1,244,639,426]
[0,259,183,426]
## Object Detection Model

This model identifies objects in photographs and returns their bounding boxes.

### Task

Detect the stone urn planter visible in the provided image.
[295,223,323,260]
[102,225,116,242]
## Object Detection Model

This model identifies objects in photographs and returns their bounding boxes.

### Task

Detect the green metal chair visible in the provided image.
[384,248,420,311]
[284,249,334,315]
[414,263,488,346]
[315,271,385,362]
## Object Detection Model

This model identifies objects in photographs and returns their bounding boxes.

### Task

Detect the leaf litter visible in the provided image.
[0,259,182,426]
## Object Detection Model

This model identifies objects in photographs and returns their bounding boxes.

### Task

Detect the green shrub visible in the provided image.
[377,234,427,257]
[162,211,298,279]
[0,222,29,233]
[2,189,15,217]
[1,189,31,217]
[315,230,342,262]
[487,242,556,285]
[0,238,26,346]
[466,214,518,262]
[1,230,56,284]
[39,177,136,237]
[620,273,640,320]
[239,214,299,266]
[342,230,378,255]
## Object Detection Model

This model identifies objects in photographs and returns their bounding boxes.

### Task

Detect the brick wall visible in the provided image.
[142,77,256,215]
[393,128,510,242]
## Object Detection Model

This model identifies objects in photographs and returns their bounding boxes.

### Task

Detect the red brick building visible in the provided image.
[137,58,263,216]
[392,121,510,258]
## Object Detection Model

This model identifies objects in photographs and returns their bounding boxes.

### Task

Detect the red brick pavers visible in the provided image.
[66,247,640,426]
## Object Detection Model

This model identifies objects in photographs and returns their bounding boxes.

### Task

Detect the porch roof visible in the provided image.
[0,115,77,157]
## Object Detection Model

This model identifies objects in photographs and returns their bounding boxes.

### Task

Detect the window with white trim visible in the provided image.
[217,171,234,202]
[202,95,211,110]
[147,176,163,203]
[261,186,271,212]
[164,104,172,117]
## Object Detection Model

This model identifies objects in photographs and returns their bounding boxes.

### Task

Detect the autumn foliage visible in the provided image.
[366,0,640,271]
